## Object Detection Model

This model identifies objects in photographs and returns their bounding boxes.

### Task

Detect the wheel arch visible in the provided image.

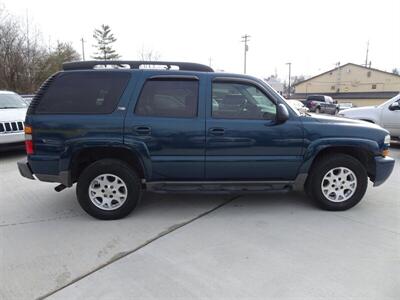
[69,145,151,184]
[300,138,380,182]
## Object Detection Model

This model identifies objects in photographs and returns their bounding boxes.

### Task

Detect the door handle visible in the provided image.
[133,126,151,135]
[209,127,225,136]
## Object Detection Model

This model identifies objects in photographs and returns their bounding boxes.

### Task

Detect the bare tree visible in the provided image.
[35,42,80,85]
[139,46,160,61]
[0,5,80,93]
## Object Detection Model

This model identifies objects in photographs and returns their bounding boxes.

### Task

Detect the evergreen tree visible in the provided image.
[92,24,120,60]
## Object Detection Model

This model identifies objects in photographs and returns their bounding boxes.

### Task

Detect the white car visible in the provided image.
[0,91,28,149]
[339,93,400,138]
[287,99,309,114]
[338,102,353,111]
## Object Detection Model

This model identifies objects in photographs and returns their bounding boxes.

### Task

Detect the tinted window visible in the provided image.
[212,82,276,120]
[135,79,198,118]
[307,95,324,102]
[35,72,130,114]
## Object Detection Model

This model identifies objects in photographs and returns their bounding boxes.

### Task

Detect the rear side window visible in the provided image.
[35,72,130,114]
[135,79,198,118]
[307,95,324,102]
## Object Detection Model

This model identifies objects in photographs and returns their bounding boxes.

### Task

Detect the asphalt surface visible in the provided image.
[1,147,399,300]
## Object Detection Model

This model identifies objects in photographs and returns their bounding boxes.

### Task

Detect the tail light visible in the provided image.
[24,125,34,155]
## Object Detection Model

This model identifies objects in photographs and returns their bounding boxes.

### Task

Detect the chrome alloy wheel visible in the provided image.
[88,174,128,210]
[321,167,357,202]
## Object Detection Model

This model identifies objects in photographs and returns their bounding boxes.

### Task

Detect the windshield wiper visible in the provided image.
[0,106,24,109]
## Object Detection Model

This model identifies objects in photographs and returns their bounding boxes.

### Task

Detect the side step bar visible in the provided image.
[145,174,308,193]
[146,181,291,194]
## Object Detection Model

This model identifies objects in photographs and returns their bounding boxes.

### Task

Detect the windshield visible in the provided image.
[378,93,400,108]
[0,93,27,109]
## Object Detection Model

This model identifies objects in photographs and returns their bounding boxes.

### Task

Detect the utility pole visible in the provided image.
[81,38,86,61]
[335,62,341,93]
[241,34,250,74]
[286,62,292,98]
[364,40,369,68]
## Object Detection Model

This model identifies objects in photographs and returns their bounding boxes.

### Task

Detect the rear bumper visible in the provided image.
[17,159,35,180]
[373,156,395,187]
[17,159,72,186]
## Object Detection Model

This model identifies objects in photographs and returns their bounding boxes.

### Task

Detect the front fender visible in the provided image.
[298,137,381,174]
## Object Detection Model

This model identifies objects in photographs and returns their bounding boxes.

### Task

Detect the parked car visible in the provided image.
[339,93,400,139]
[0,91,27,150]
[20,94,35,105]
[287,99,309,114]
[305,95,338,115]
[18,60,394,219]
[338,102,353,111]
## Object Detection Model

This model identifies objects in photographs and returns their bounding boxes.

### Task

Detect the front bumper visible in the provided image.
[373,156,395,187]
[0,132,25,144]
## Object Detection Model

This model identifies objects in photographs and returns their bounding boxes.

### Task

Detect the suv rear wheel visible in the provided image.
[306,154,368,210]
[76,159,141,220]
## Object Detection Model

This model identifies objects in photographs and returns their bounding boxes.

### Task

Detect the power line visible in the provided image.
[241,34,250,74]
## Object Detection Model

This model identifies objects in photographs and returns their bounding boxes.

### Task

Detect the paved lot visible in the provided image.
[1,147,399,300]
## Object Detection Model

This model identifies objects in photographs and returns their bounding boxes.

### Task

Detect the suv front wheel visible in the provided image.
[306,154,368,210]
[76,159,141,220]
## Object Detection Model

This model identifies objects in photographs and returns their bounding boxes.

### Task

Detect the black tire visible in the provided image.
[315,107,321,114]
[76,159,141,220]
[306,154,368,211]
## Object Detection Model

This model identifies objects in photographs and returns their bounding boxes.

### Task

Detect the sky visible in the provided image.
[1,0,400,81]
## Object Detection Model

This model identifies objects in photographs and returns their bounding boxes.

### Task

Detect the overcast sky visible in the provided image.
[1,0,400,80]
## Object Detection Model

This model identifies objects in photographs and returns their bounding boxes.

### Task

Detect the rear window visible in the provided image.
[35,72,130,114]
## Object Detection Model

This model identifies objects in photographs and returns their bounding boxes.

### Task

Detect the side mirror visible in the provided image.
[389,102,400,111]
[276,103,289,124]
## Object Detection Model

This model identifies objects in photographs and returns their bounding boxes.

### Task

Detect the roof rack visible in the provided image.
[62,60,214,72]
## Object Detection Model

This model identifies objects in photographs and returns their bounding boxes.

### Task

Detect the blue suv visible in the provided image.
[18,61,395,219]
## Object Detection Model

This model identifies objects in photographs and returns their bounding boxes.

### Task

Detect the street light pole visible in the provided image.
[241,34,250,74]
[286,62,292,98]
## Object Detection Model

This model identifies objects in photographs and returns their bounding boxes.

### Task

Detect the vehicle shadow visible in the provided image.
[135,190,316,217]
[0,149,25,160]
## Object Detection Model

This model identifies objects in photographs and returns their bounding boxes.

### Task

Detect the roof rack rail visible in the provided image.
[62,60,214,72]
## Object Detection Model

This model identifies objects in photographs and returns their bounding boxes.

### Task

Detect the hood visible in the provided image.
[309,113,382,130]
[340,106,377,115]
[0,107,27,122]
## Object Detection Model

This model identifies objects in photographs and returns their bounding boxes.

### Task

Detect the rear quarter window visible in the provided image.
[35,72,130,114]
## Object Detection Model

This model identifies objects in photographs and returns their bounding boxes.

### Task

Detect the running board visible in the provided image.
[145,180,294,193]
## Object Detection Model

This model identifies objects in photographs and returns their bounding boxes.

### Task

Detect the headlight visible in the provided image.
[384,135,391,145]
[382,135,391,157]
